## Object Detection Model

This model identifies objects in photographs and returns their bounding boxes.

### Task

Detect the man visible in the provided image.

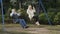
[10,8,28,28]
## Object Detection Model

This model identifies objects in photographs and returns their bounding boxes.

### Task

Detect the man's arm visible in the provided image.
[10,13,13,17]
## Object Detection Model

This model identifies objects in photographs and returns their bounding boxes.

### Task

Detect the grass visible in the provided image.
[0,24,33,34]
[0,24,60,34]
[0,30,32,34]
[39,25,60,34]
[40,25,60,31]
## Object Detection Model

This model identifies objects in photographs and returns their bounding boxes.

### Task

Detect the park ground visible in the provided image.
[0,24,60,34]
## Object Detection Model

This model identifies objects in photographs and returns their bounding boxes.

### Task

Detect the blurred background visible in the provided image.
[0,0,60,25]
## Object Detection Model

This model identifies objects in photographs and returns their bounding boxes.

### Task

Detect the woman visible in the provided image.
[27,5,35,20]
[27,5,40,25]
[10,8,28,28]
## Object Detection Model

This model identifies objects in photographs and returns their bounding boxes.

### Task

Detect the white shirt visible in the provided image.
[27,9,36,19]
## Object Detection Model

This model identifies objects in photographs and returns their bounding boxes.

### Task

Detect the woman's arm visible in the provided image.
[33,7,36,12]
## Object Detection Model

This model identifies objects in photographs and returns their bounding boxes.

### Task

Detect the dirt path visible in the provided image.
[5,27,51,34]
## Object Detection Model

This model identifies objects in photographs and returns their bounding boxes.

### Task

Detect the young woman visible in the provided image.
[10,8,28,28]
[27,5,35,20]
[27,5,40,25]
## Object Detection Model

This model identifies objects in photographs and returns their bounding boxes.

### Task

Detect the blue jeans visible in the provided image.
[19,19,27,28]
[13,19,27,28]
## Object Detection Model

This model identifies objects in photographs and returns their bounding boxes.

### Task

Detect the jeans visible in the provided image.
[19,19,27,28]
[13,19,27,28]
[12,14,27,28]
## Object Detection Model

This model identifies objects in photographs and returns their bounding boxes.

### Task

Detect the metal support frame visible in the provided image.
[1,0,5,31]
[38,0,52,25]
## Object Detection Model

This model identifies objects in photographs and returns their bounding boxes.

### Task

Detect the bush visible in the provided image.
[39,12,56,25]
[39,13,48,24]
[47,12,56,22]
[53,12,60,24]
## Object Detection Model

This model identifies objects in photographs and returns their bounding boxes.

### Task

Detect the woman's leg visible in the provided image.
[35,16,40,25]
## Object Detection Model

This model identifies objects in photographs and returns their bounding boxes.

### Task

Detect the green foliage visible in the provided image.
[47,12,56,22]
[39,11,56,24]
[53,12,60,24]
[39,13,48,24]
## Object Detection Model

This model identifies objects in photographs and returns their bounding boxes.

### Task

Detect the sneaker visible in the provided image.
[23,26,29,29]
[25,26,29,28]
[35,21,40,26]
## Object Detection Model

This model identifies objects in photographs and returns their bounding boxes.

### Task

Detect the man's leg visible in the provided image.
[18,19,28,28]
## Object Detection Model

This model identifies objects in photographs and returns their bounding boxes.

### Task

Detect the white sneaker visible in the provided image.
[35,21,40,26]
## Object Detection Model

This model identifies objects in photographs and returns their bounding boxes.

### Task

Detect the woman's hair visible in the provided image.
[28,5,33,9]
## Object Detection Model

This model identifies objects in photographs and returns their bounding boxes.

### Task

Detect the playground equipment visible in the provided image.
[38,0,52,25]
[0,0,5,31]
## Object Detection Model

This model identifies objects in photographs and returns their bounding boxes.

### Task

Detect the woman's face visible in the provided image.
[28,5,32,10]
